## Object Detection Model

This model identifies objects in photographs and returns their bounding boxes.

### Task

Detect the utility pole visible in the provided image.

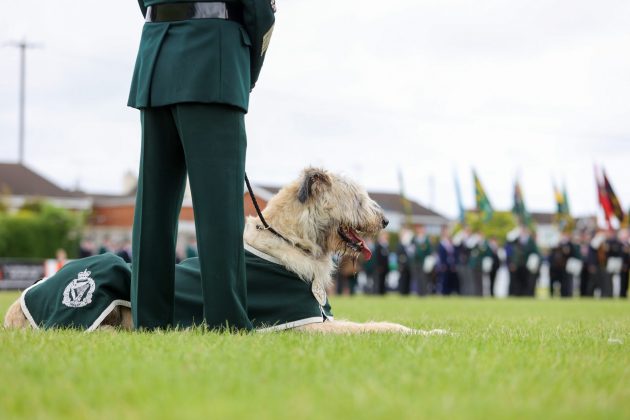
[8,39,40,165]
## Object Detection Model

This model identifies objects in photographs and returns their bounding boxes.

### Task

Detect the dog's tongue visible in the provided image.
[348,229,372,261]
[361,244,372,261]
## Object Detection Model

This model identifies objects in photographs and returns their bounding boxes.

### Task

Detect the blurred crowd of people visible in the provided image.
[62,227,630,300]
[76,236,199,264]
[334,225,630,299]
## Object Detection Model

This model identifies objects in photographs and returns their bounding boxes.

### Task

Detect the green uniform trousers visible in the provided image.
[131,103,252,330]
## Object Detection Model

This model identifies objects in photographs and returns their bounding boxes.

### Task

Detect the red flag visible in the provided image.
[595,166,613,228]
[602,169,625,222]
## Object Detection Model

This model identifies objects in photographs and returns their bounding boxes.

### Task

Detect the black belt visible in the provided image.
[145,2,243,24]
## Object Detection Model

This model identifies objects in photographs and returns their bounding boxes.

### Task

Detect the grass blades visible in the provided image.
[1,292,629,419]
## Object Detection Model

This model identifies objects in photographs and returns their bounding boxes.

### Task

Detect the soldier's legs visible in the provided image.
[560,272,572,298]
[132,106,187,329]
[508,270,516,296]
[579,269,589,297]
[489,269,498,297]
[399,271,411,295]
[456,266,469,295]
[549,269,560,297]
[348,275,357,295]
[516,267,528,296]
[335,272,344,295]
[452,270,461,295]
[621,270,629,298]
[601,273,613,298]
[416,268,428,296]
[587,271,598,296]
[377,271,387,295]
[473,269,483,296]
[173,103,252,331]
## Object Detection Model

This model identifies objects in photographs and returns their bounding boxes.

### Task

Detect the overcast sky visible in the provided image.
[1,0,629,218]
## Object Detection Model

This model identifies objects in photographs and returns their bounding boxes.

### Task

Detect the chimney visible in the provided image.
[123,170,138,195]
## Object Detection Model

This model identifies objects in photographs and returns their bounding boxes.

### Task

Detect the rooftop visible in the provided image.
[0,162,85,199]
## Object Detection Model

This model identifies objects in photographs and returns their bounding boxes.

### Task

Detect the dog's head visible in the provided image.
[262,167,388,260]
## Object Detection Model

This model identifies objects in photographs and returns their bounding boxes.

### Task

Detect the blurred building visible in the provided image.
[0,162,91,211]
[531,212,597,249]
[0,162,194,244]
[530,212,558,249]
[1,165,451,239]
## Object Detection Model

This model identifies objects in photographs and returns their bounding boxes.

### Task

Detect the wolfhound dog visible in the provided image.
[4,168,444,334]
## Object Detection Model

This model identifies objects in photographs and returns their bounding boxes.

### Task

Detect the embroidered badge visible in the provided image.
[261,24,275,56]
[270,0,276,13]
[311,282,327,306]
[62,269,96,308]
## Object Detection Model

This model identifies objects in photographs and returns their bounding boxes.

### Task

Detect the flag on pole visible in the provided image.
[454,171,466,225]
[397,168,413,228]
[602,169,625,223]
[473,170,493,222]
[562,184,571,215]
[595,165,613,229]
[553,181,571,231]
[512,179,531,227]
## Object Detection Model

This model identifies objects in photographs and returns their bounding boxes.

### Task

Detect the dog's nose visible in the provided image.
[382,217,389,228]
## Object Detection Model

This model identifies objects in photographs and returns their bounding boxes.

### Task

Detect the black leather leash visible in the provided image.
[244,173,311,255]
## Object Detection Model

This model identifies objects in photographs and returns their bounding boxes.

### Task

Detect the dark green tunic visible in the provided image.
[21,249,333,331]
[128,0,276,112]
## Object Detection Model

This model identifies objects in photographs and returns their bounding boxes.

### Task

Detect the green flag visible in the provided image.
[553,182,572,231]
[513,180,532,227]
[473,170,493,222]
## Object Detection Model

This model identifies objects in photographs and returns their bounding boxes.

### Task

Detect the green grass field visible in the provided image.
[1,292,629,419]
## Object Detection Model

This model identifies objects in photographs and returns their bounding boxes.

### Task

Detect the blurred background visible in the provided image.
[0,0,629,297]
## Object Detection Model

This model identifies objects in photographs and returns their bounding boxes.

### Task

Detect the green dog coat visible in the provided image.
[21,246,333,331]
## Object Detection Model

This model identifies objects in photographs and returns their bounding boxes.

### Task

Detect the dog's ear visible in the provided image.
[298,168,331,203]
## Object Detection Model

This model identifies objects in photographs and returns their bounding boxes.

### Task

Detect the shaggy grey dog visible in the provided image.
[5,168,445,335]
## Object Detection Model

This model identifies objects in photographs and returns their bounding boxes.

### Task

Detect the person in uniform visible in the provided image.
[620,229,630,298]
[185,237,199,259]
[454,227,473,296]
[374,231,390,295]
[506,226,539,297]
[116,239,133,264]
[396,228,414,295]
[97,236,114,255]
[335,254,358,296]
[412,225,433,296]
[603,229,624,298]
[437,227,459,295]
[487,236,501,297]
[128,0,276,330]
[468,232,492,296]
[586,230,607,297]
[548,232,579,298]
[361,238,376,293]
[578,231,592,297]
